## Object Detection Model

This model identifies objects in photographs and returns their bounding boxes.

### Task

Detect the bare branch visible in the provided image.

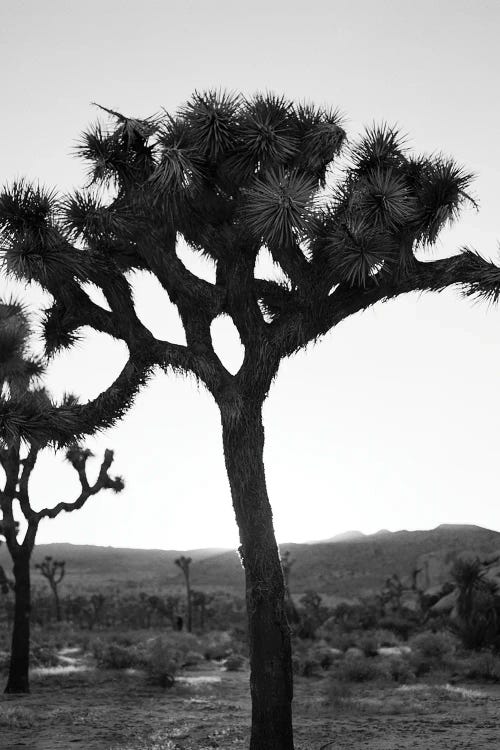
[36,448,123,522]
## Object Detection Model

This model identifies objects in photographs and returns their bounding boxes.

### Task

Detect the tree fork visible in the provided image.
[221,398,294,750]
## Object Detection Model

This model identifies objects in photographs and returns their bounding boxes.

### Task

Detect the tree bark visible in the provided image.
[5,550,31,693]
[221,398,294,750]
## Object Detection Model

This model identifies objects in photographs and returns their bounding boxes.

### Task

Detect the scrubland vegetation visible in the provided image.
[2,555,500,748]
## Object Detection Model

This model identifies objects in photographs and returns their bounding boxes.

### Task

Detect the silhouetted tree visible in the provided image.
[0,302,124,693]
[175,555,192,632]
[0,92,498,748]
[36,556,65,621]
[191,589,208,630]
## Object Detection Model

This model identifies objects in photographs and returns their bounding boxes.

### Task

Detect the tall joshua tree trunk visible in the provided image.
[5,546,32,693]
[221,398,294,750]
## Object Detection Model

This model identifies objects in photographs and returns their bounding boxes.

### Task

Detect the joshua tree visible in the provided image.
[36,555,65,622]
[191,589,208,630]
[175,555,192,632]
[451,557,500,650]
[0,302,124,693]
[0,92,499,747]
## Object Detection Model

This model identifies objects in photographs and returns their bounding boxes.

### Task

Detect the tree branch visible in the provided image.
[271,251,500,357]
[36,448,123,522]
[17,445,39,521]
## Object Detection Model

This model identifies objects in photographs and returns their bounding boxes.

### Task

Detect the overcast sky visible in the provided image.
[1,0,499,550]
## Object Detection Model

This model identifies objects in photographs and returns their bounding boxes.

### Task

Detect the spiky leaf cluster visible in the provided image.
[0,90,493,450]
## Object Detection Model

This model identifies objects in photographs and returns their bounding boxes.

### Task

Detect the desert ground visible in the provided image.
[1,651,499,750]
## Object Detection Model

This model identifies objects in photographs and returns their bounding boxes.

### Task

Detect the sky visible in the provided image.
[1,0,499,550]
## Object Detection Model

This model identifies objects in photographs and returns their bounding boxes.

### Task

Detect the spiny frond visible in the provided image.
[321,217,397,287]
[92,103,158,145]
[351,168,417,231]
[0,179,57,236]
[349,124,407,174]
[227,93,298,180]
[149,139,203,197]
[180,89,241,160]
[456,248,500,304]
[291,104,346,184]
[59,189,134,242]
[59,392,81,408]
[414,158,477,245]
[42,302,81,358]
[0,298,45,389]
[244,169,317,246]
[75,122,126,186]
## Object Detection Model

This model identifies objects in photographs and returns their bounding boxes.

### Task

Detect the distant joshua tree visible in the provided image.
[0,301,124,694]
[1,91,499,748]
[36,556,65,621]
[175,555,193,632]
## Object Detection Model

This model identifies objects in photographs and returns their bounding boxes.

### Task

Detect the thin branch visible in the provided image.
[36,448,123,522]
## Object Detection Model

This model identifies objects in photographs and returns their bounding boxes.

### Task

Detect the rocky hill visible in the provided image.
[1,524,499,599]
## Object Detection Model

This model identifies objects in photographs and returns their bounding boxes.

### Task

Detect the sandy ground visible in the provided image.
[1,656,499,750]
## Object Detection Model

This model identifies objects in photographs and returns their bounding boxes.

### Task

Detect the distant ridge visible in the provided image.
[2,524,499,599]
[316,530,366,543]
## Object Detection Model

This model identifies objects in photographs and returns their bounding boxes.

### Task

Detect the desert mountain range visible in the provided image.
[2,524,499,600]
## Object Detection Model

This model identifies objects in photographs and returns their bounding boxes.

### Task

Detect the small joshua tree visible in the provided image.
[0,301,124,693]
[36,556,65,622]
[175,555,193,633]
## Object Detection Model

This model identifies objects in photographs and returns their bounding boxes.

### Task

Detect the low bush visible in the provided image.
[334,655,388,683]
[458,651,500,682]
[144,637,179,687]
[386,656,415,683]
[410,631,456,661]
[92,640,145,670]
[224,654,245,671]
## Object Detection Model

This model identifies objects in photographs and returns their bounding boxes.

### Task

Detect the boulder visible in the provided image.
[377,645,411,657]
[431,589,458,613]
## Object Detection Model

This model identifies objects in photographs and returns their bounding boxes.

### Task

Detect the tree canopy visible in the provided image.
[0,91,498,446]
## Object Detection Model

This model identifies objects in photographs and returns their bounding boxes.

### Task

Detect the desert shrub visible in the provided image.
[183,650,205,667]
[386,656,415,683]
[224,654,245,671]
[459,651,500,682]
[327,679,354,708]
[322,629,358,652]
[334,655,388,683]
[410,631,456,660]
[408,631,456,676]
[92,640,145,670]
[201,630,234,660]
[144,636,179,687]
[377,615,416,640]
[357,634,378,657]
[292,640,323,677]
[30,643,60,667]
[372,628,400,647]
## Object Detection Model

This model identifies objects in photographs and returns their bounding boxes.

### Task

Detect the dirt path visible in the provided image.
[1,662,500,749]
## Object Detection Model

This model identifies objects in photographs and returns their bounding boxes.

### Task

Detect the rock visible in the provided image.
[378,646,411,657]
[431,589,458,613]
